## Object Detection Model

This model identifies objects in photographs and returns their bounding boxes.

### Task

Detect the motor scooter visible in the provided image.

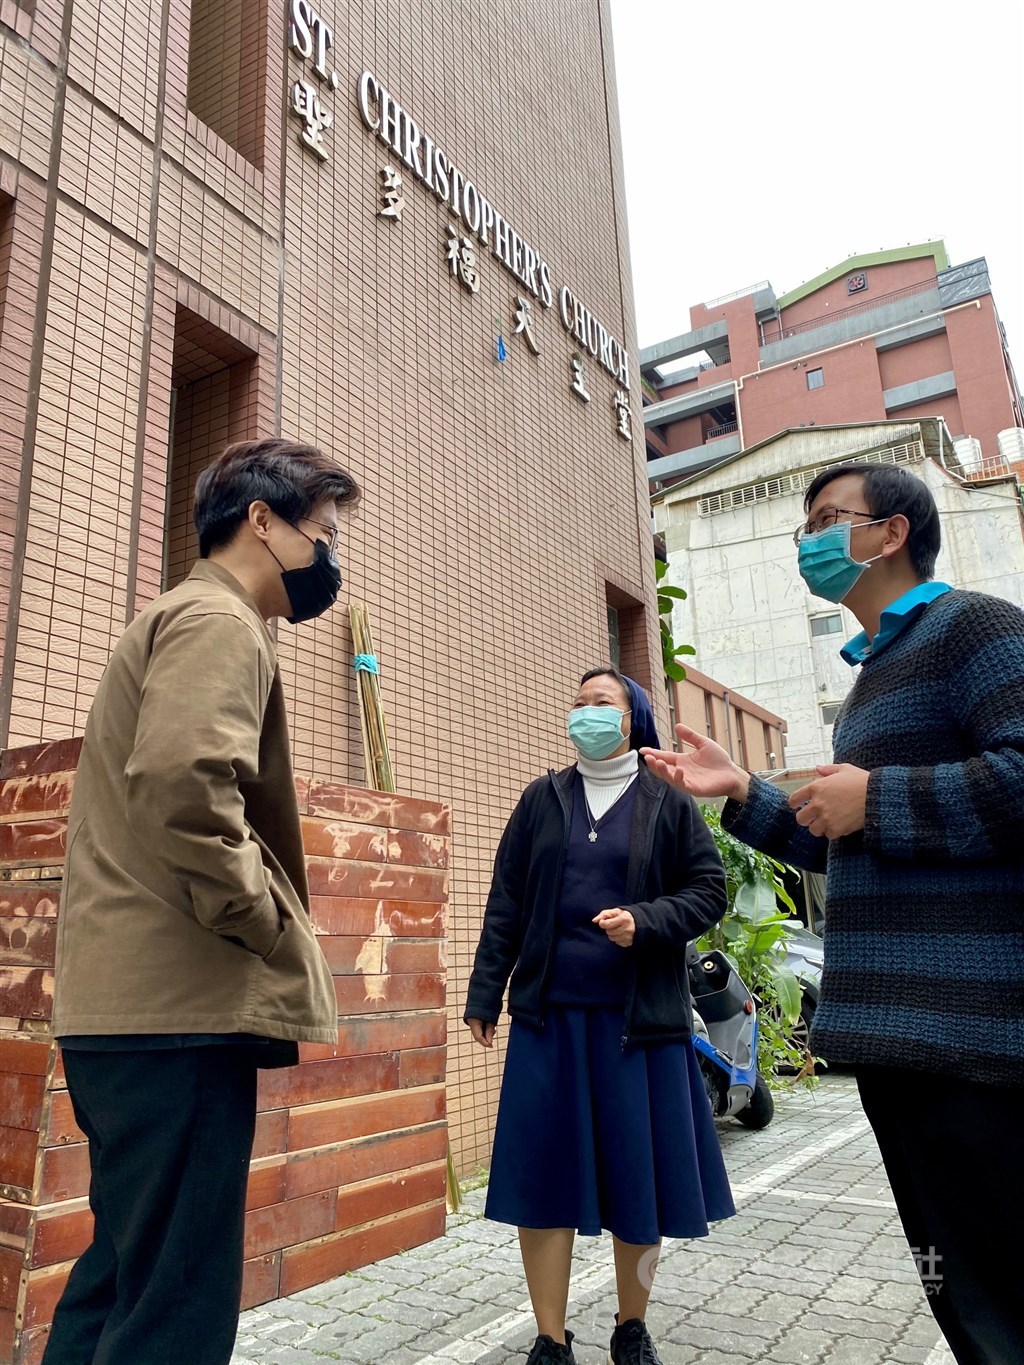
[688,944,774,1129]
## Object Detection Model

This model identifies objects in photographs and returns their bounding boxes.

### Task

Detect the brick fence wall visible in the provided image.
[0,739,450,1365]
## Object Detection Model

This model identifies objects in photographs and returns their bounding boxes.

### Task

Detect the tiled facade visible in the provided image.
[0,0,662,1180]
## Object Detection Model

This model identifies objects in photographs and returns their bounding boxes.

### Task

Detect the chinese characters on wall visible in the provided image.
[378,166,405,221]
[285,15,637,442]
[288,2,338,159]
[446,227,480,293]
[571,355,591,403]
[355,66,634,430]
[514,296,540,356]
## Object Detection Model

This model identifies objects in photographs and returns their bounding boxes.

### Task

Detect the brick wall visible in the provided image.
[0,0,661,1179]
[0,739,449,1365]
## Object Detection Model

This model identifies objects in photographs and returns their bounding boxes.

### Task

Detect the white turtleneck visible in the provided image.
[576,749,640,822]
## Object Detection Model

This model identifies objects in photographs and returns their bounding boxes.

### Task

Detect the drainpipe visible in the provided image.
[937,418,959,475]
[734,374,746,451]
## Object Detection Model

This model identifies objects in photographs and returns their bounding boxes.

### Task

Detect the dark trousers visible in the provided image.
[856,1066,1024,1365]
[42,1046,259,1365]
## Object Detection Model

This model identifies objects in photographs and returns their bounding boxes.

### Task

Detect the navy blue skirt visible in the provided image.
[485,1007,735,1244]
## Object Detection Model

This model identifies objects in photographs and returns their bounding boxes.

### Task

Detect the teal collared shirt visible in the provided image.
[840,581,954,666]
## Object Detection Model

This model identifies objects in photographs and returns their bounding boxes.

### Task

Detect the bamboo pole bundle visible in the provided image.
[349,604,394,794]
[348,605,462,1213]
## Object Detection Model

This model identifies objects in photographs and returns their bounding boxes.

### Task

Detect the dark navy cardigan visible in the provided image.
[724,589,1024,1085]
[465,764,727,1046]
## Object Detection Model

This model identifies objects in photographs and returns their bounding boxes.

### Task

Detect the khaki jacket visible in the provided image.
[52,561,337,1043]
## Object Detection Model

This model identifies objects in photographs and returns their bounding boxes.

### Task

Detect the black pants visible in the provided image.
[856,1066,1024,1365]
[42,1046,259,1365]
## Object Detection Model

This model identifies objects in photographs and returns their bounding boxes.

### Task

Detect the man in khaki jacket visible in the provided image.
[44,438,359,1365]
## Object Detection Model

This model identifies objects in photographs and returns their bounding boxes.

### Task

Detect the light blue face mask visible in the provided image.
[567,706,629,760]
[797,519,886,604]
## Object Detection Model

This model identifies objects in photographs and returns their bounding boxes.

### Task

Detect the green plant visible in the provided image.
[458,1163,491,1195]
[698,804,819,1089]
[656,558,695,682]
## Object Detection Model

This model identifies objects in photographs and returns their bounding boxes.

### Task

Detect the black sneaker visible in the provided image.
[608,1315,663,1365]
[526,1330,576,1365]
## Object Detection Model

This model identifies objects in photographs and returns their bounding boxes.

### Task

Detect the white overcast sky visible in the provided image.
[609,0,1024,368]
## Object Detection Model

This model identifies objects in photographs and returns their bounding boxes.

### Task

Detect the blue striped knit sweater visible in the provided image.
[723,588,1024,1084]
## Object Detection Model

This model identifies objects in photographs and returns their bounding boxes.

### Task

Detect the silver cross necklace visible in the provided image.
[583,778,634,842]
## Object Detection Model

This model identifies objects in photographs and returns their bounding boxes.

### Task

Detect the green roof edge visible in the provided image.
[776,241,950,310]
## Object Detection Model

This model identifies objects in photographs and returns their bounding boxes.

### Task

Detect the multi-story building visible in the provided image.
[670,664,787,774]
[641,242,1024,490]
[652,418,1024,769]
[0,0,661,1190]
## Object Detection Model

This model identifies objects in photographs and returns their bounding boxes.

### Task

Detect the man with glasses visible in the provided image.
[643,462,1024,1365]
[45,439,359,1365]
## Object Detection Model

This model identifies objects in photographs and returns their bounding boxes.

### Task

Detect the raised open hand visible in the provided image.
[640,724,749,802]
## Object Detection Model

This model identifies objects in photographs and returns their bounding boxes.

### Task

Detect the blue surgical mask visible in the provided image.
[797,520,886,604]
[567,706,629,759]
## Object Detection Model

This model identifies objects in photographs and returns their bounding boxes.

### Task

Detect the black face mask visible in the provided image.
[276,536,342,624]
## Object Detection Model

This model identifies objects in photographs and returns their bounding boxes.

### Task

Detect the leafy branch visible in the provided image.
[656,558,695,682]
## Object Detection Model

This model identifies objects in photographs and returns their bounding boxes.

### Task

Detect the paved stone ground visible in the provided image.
[232,1074,954,1365]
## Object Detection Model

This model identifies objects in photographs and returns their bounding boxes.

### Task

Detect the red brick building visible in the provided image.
[642,243,1024,488]
[0,0,661,1354]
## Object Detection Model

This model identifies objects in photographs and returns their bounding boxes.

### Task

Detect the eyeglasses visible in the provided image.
[793,506,873,545]
[297,517,340,557]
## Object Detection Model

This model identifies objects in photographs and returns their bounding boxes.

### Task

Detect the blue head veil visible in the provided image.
[621,675,660,751]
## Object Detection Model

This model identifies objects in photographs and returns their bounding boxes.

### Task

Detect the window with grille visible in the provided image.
[607,606,621,669]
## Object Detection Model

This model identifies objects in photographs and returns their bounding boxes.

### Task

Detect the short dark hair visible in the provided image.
[580,666,631,709]
[803,462,941,579]
[194,438,360,557]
